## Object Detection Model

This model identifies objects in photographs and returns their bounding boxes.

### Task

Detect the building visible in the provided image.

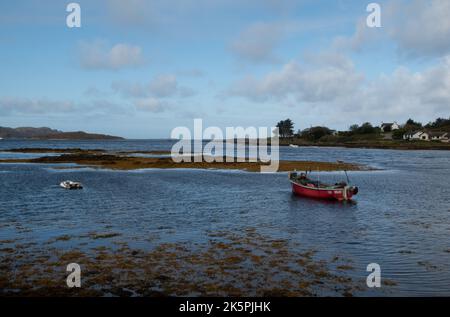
[381,122,400,132]
[403,131,449,142]
[403,131,427,140]
[428,132,449,142]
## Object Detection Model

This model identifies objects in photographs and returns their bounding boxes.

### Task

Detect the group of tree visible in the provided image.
[348,122,379,135]
[274,117,450,141]
[425,117,450,130]
[275,119,295,138]
[300,126,333,141]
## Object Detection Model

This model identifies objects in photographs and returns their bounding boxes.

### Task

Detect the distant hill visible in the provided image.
[0,126,123,140]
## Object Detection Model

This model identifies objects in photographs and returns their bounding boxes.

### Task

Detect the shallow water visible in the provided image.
[0,139,449,296]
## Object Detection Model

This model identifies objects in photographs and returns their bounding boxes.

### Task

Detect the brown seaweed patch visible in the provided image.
[0,149,370,172]
[336,265,355,271]
[88,232,122,240]
[0,229,380,297]
[382,279,398,286]
[54,235,72,241]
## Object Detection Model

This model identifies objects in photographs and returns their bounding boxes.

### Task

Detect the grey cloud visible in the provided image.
[79,40,145,70]
[386,0,450,59]
[134,98,169,113]
[0,97,76,115]
[111,81,148,98]
[176,69,205,78]
[332,18,381,52]
[230,22,286,64]
[0,97,128,117]
[337,0,450,59]
[149,74,179,97]
[112,74,196,99]
[105,0,304,28]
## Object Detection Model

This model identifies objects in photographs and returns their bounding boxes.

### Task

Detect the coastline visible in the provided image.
[278,139,450,151]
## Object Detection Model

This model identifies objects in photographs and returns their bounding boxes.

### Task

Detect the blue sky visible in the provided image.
[1,0,450,138]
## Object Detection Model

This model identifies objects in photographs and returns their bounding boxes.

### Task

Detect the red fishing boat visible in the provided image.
[289,171,358,201]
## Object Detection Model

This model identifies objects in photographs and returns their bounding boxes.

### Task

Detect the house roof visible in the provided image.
[428,132,448,137]
[404,130,425,137]
[404,131,448,138]
[404,130,421,136]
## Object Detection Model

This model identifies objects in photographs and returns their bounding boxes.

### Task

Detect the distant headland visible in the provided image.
[0,126,123,140]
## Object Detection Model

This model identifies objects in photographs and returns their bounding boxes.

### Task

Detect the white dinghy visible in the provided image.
[60,180,83,190]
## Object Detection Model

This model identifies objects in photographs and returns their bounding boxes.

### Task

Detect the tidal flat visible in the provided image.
[0,148,369,172]
[0,228,370,297]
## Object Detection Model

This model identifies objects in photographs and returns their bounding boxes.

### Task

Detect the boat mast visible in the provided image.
[344,170,350,184]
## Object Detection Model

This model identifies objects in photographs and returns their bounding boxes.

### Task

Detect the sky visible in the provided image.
[0,0,449,138]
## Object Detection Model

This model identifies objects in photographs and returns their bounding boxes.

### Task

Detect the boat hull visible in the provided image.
[291,181,354,201]
[60,181,83,190]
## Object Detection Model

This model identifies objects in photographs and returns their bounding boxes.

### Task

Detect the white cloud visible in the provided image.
[79,41,144,70]
[225,53,450,126]
[227,53,363,103]
[352,56,450,120]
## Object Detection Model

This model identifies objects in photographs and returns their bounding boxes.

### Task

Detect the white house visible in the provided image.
[429,132,449,142]
[403,131,449,142]
[403,131,429,141]
[381,122,400,132]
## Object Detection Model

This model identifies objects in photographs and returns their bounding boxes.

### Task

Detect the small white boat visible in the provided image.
[289,144,299,148]
[60,180,83,190]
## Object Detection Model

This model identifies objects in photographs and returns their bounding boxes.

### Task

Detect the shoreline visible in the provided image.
[278,140,450,151]
[0,148,371,172]
[2,137,450,150]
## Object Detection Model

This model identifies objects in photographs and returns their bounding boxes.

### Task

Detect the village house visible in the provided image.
[403,131,426,141]
[403,131,449,142]
[429,132,449,142]
[380,122,400,132]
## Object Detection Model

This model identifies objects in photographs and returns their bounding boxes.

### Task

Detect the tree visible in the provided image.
[392,128,406,140]
[349,122,377,135]
[406,118,422,127]
[301,126,332,141]
[359,122,376,134]
[276,119,294,138]
[349,124,359,133]
[403,118,422,132]
[426,117,450,129]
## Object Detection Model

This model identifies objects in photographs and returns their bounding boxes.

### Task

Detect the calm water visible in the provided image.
[1,139,449,296]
